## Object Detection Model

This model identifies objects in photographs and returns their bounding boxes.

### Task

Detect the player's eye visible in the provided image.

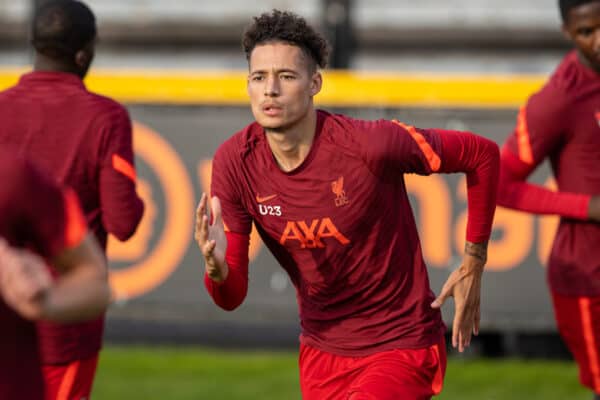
[577,27,594,37]
[251,75,265,82]
[281,74,296,80]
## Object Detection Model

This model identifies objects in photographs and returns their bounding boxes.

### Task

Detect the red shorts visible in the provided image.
[42,354,99,400]
[552,292,600,394]
[299,338,446,400]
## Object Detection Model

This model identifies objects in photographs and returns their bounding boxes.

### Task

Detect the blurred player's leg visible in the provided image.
[552,292,600,397]
[42,355,99,400]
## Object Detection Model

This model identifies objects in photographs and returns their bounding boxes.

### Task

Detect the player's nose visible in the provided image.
[264,75,280,97]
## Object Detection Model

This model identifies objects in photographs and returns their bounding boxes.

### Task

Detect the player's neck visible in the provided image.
[33,54,82,79]
[265,110,317,172]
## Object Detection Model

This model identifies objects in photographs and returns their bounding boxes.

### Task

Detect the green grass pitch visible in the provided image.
[93,346,589,399]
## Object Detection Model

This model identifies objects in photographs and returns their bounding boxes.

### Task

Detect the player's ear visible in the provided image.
[74,39,95,78]
[310,71,322,97]
[74,50,92,70]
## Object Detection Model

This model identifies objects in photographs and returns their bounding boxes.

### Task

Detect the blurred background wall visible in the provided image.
[0,0,569,71]
[0,0,565,45]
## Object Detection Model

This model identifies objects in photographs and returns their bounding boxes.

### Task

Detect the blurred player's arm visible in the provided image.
[44,232,110,322]
[1,165,110,322]
[0,235,109,323]
[35,187,109,322]
[498,145,596,221]
[99,106,144,240]
[497,87,597,222]
[0,240,52,320]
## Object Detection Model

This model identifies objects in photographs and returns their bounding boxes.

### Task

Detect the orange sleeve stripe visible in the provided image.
[516,106,534,165]
[579,298,600,393]
[56,360,80,400]
[63,189,87,249]
[112,153,137,181]
[392,120,441,171]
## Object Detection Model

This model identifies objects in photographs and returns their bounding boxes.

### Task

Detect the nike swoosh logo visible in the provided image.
[256,194,278,203]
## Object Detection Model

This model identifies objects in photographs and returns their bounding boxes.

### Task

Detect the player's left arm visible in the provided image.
[362,120,499,246]
[428,129,500,353]
[33,187,110,322]
[361,120,499,352]
[98,106,144,240]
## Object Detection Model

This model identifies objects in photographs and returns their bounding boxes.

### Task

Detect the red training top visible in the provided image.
[498,50,600,296]
[0,151,87,399]
[0,71,144,364]
[209,110,499,356]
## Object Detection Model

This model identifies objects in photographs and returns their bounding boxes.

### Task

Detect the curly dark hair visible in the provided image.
[559,0,599,23]
[242,9,329,71]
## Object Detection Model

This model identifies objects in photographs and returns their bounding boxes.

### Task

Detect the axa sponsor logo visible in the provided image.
[279,217,350,248]
[256,193,282,216]
[331,176,349,207]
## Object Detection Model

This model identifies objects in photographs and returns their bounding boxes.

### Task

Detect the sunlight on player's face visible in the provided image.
[247,42,321,132]
[563,1,600,72]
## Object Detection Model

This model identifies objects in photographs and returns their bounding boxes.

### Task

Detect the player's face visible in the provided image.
[563,1,600,72]
[247,42,322,132]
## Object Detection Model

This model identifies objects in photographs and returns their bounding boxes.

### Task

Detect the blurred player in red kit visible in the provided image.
[0,1,144,398]
[195,10,500,399]
[0,150,110,399]
[497,1,600,398]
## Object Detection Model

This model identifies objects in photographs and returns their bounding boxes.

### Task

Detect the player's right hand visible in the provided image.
[0,239,52,320]
[195,193,229,283]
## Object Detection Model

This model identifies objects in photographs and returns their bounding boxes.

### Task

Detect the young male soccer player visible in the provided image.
[0,151,110,400]
[497,1,600,398]
[0,1,144,398]
[195,10,500,399]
